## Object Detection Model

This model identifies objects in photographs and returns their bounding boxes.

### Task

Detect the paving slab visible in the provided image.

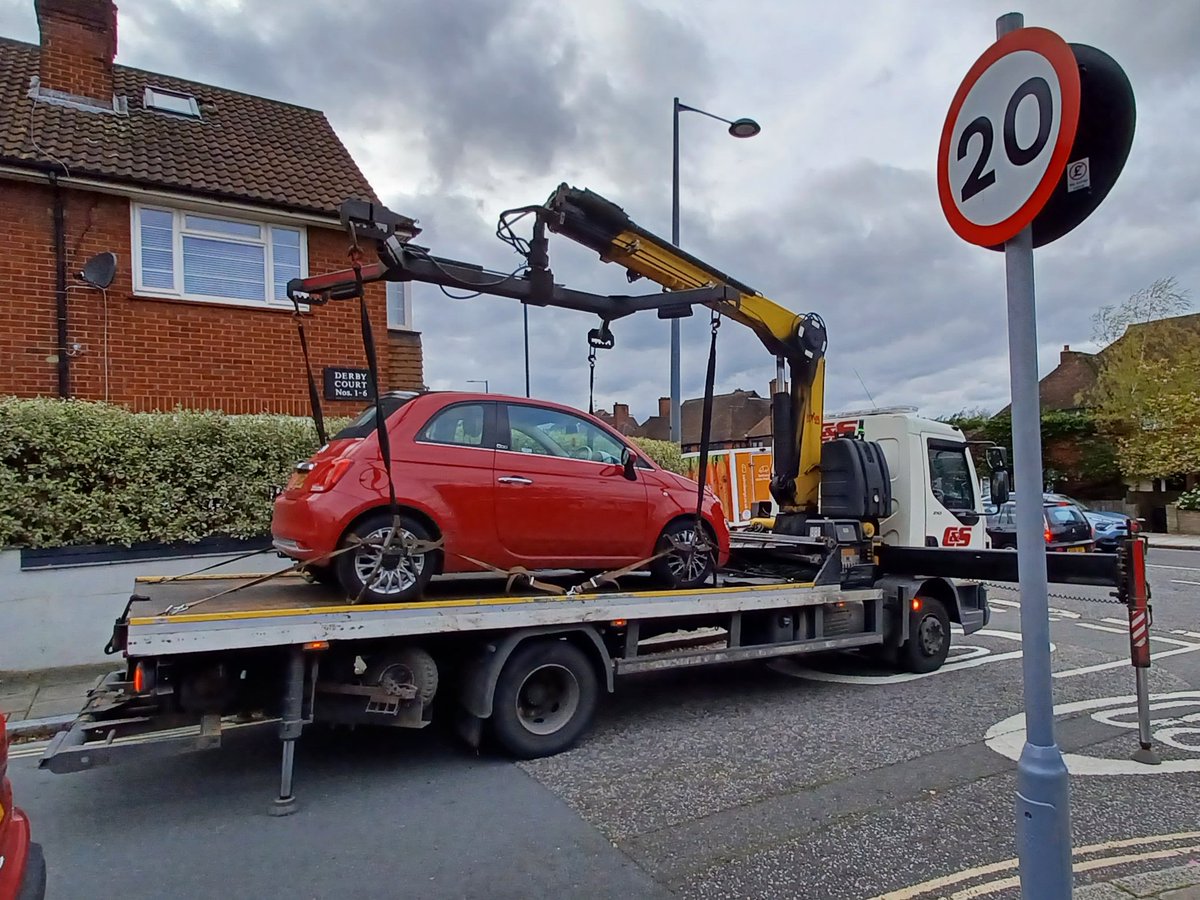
[1114,864,1200,898]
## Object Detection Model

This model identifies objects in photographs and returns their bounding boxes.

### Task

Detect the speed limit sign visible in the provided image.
[937,27,1081,247]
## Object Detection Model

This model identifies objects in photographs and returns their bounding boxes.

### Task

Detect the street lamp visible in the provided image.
[467,379,489,393]
[670,98,760,443]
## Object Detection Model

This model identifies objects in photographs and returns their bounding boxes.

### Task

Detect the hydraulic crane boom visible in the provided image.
[287,186,834,516]
[542,185,828,513]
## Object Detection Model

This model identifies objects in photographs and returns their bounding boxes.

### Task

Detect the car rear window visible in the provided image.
[332,394,417,440]
[1046,506,1085,525]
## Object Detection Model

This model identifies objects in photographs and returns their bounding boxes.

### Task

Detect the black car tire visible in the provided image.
[649,519,716,590]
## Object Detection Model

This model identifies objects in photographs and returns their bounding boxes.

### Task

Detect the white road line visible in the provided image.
[1102,617,1127,626]
[1073,622,1200,648]
[990,598,1021,608]
[1053,643,1200,678]
[868,831,1200,900]
[1172,629,1200,639]
[1049,607,1081,619]
[1149,563,1200,572]
[1170,578,1200,586]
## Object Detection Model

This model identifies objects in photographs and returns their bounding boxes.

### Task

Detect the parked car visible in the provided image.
[0,712,46,900]
[273,392,731,603]
[1045,492,1138,549]
[986,500,1095,552]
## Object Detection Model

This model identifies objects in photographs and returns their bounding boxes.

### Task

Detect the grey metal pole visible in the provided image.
[999,16,1072,896]
[523,303,531,397]
[670,97,682,444]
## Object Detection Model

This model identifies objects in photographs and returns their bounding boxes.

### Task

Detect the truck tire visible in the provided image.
[336,512,436,604]
[649,519,715,590]
[489,639,598,759]
[900,596,951,674]
[364,646,439,705]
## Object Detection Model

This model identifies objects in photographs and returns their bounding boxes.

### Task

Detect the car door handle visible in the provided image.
[498,476,534,485]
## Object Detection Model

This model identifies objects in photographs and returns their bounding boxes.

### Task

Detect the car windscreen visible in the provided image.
[332,394,416,440]
[1046,505,1086,525]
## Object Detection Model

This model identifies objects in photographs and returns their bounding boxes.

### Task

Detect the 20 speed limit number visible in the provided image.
[938,28,1081,246]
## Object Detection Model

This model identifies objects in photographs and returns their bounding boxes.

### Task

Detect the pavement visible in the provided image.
[1147,533,1200,551]
[4,545,1200,898]
[0,663,113,736]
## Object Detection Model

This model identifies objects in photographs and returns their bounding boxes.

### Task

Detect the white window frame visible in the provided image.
[131,203,309,310]
[144,87,201,118]
[386,280,414,331]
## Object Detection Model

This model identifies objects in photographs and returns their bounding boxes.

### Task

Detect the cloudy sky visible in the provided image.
[4,0,1198,423]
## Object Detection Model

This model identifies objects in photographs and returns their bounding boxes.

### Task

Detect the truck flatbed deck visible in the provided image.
[119,572,881,657]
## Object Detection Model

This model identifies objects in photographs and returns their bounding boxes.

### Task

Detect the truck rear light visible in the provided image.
[910,597,922,612]
[133,660,155,694]
[1044,527,1052,543]
[308,458,353,493]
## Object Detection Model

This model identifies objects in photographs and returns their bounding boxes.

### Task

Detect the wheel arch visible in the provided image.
[458,626,614,720]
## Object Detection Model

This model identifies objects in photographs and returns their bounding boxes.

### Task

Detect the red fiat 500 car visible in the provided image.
[272,392,730,603]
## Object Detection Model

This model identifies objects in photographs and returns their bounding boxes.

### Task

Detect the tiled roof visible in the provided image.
[0,36,379,216]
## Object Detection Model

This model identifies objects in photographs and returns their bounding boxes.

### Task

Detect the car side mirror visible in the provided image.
[621,446,637,481]
[990,469,1010,506]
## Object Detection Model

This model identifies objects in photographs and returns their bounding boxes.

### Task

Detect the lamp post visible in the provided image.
[671,98,760,443]
[467,379,489,394]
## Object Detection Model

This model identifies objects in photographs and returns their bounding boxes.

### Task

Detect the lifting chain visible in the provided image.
[982,580,1127,605]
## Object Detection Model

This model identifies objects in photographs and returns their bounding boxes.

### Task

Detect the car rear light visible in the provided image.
[1044,527,1052,543]
[307,457,353,493]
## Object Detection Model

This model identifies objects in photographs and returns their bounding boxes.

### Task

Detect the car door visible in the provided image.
[494,402,648,565]
[407,400,498,565]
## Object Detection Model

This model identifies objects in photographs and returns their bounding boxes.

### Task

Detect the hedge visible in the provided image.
[632,437,686,474]
[0,398,342,549]
[0,399,689,549]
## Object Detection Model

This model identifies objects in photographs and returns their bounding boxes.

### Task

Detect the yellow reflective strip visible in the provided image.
[127,581,820,627]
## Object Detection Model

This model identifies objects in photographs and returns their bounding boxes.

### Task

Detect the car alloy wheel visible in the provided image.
[353,525,427,596]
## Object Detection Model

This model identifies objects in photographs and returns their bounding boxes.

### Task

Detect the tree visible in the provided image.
[1090,278,1200,479]
[1091,276,1191,345]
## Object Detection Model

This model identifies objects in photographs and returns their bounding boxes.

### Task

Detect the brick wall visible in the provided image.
[387,329,424,392]
[0,178,422,416]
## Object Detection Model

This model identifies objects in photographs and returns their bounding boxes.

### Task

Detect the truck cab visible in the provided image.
[822,408,987,549]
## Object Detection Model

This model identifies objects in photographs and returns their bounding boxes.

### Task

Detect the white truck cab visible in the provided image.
[822,407,988,549]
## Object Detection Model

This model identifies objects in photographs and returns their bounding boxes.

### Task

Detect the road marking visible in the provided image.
[1172,629,1200,639]
[986,692,1200,775]
[1071,622,1198,647]
[990,597,1020,608]
[776,630,1034,685]
[1171,578,1200,586]
[1049,607,1080,619]
[869,831,1200,899]
[1054,642,1200,678]
[1149,563,1200,572]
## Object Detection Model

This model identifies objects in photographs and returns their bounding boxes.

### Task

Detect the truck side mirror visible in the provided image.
[621,446,637,481]
[990,469,1011,505]
[985,446,1008,471]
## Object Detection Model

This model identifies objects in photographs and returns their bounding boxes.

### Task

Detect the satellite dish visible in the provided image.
[80,252,117,289]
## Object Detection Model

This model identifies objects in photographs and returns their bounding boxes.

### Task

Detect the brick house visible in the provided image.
[0,0,423,417]
[597,388,773,453]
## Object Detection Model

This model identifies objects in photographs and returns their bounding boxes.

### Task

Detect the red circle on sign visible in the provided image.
[937,27,1081,247]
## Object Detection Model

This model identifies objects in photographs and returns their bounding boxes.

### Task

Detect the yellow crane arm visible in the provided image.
[543,185,827,513]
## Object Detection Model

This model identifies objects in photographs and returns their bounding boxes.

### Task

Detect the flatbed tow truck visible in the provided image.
[39,186,1142,813]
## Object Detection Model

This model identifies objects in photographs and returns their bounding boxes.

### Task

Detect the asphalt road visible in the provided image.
[9,548,1200,899]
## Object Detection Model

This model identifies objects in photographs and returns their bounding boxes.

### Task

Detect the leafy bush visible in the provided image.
[632,437,685,474]
[0,398,346,549]
[1178,487,1200,511]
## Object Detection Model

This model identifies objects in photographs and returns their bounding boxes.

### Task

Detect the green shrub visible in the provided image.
[632,437,685,474]
[0,397,348,549]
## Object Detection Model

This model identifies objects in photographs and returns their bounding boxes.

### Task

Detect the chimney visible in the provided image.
[613,402,630,431]
[36,0,118,103]
[658,397,670,418]
[769,378,779,396]
[1061,344,1073,364]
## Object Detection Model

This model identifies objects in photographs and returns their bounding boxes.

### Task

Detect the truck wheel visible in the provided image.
[337,512,436,603]
[650,519,715,590]
[490,640,598,759]
[900,597,951,674]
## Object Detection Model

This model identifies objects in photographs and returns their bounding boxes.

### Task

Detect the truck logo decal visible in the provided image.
[943,525,974,547]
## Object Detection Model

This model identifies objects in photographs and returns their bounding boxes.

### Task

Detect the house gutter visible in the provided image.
[50,171,69,397]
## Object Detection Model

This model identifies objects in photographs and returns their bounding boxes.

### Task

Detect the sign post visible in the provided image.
[938,12,1134,898]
